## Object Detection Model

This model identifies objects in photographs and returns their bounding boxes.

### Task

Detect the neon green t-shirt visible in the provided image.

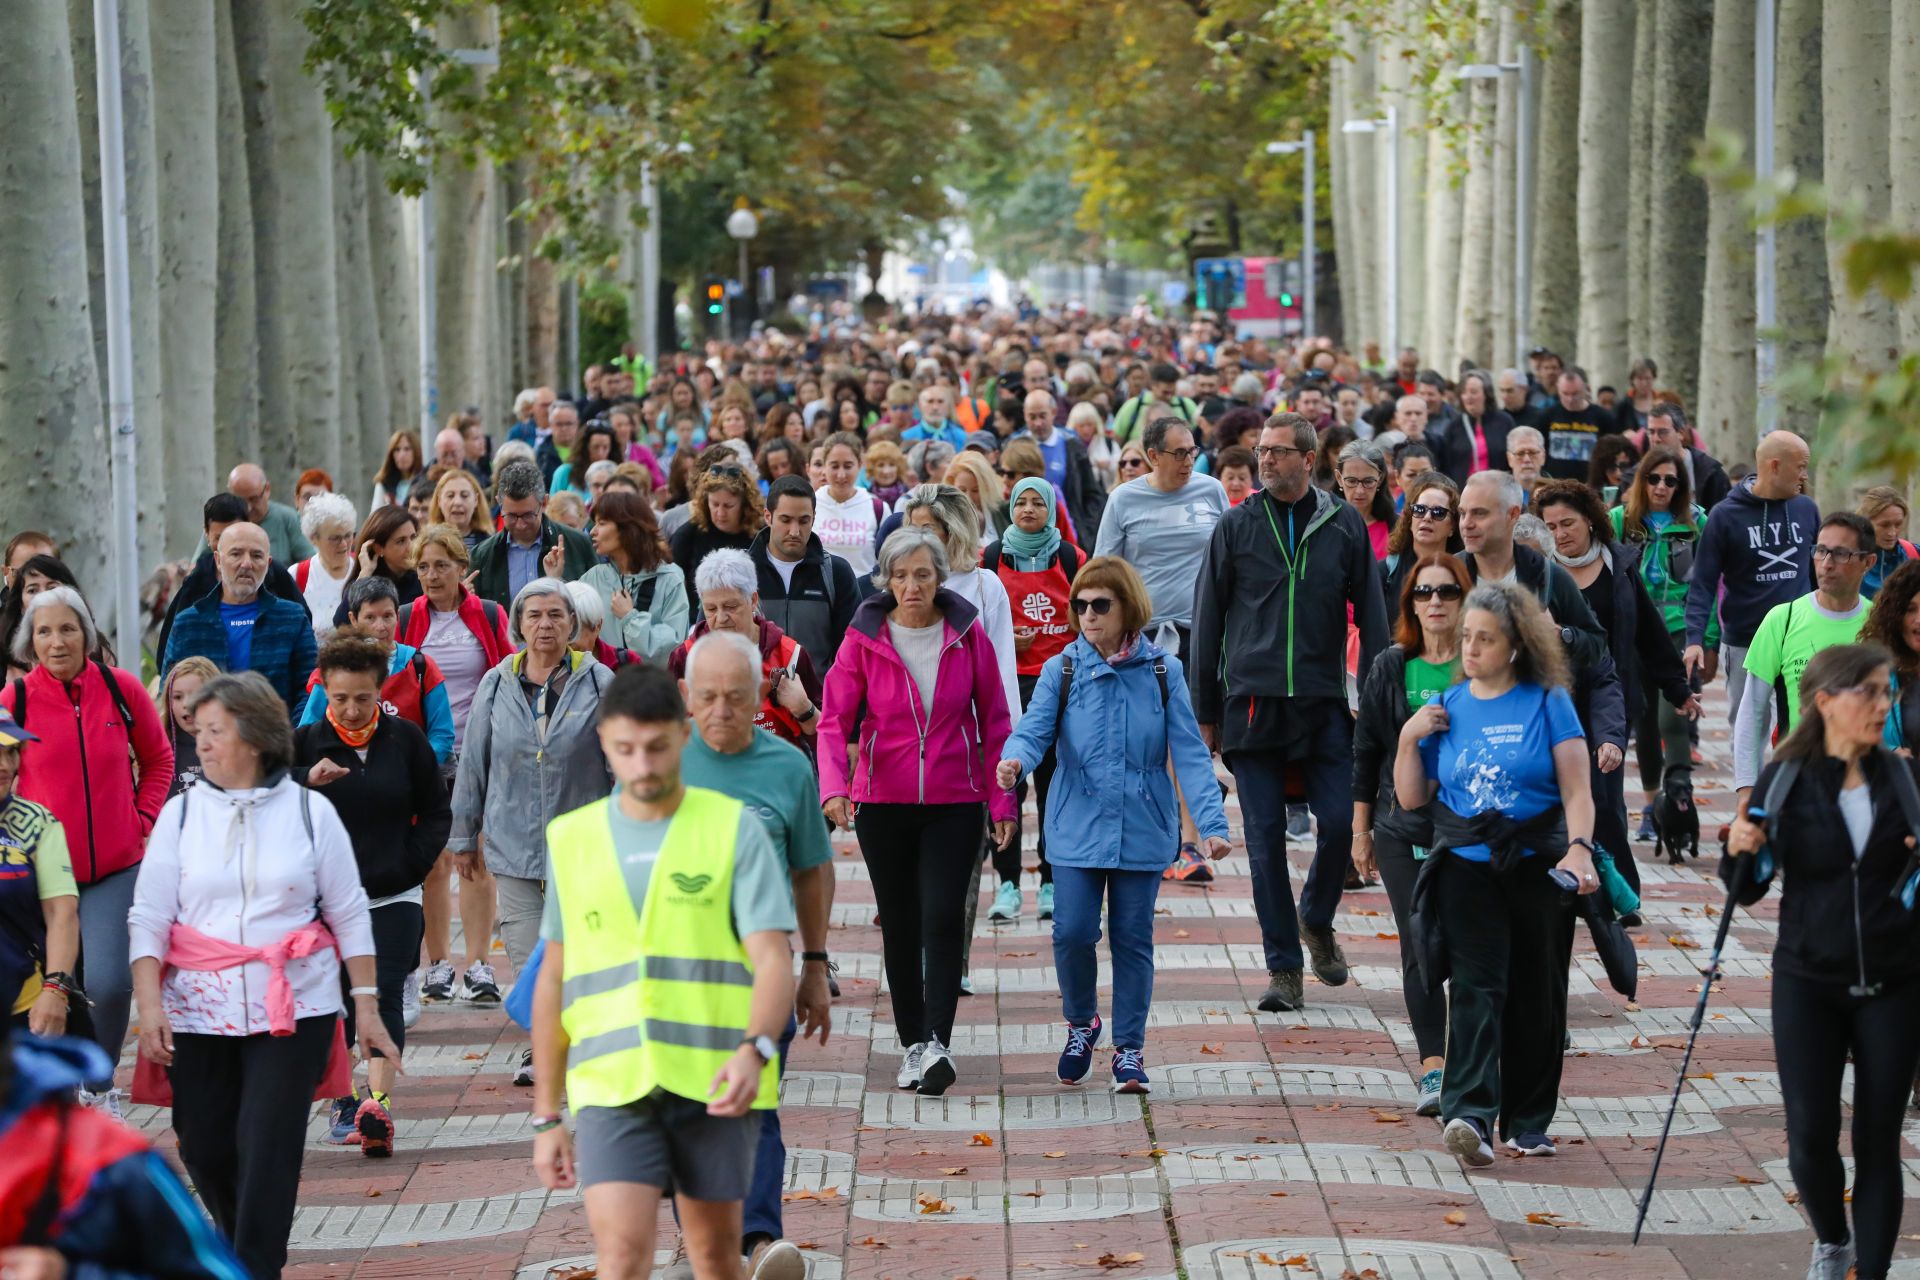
[1741,594,1869,730]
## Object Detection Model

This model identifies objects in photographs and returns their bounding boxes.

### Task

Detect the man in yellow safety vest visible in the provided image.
[530,662,795,1280]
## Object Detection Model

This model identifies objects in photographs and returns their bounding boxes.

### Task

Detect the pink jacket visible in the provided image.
[818,589,1016,822]
[4,662,173,883]
[164,920,337,1036]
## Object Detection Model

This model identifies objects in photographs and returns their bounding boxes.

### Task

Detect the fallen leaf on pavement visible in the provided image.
[1372,1111,1405,1123]
[917,1195,954,1215]
[1096,1253,1144,1269]
[941,1167,968,1176]
[1444,1210,1468,1225]
[1524,1212,1582,1227]
[1375,932,1398,940]
[551,1267,597,1280]
[1044,1151,1067,1158]
[1199,1044,1223,1054]
[856,1237,890,1249]
[364,1188,382,1198]
[1268,1191,1289,1197]
[1174,929,1190,938]
[969,1132,994,1147]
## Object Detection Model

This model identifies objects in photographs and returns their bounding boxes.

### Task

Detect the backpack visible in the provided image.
[981,541,1085,578]
[1052,650,1170,743]
[7,661,140,783]
[179,774,312,839]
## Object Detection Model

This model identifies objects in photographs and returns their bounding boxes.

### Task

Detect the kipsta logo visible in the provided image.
[670,872,713,895]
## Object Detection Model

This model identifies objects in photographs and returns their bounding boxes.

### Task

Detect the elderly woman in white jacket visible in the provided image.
[129,671,391,1280]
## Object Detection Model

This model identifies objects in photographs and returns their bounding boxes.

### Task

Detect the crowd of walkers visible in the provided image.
[0,307,1915,1280]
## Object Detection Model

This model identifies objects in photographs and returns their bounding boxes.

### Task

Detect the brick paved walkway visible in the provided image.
[120,698,1920,1278]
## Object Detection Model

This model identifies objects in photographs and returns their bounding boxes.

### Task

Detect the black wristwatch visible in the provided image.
[801,950,830,965]
[1567,836,1597,856]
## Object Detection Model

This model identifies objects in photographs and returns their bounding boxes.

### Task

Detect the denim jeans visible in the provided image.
[741,1011,799,1243]
[1050,865,1162,1050]
[1228,717,1355,972]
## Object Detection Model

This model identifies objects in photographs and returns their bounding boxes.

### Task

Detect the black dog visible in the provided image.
[1654,770,1700,866]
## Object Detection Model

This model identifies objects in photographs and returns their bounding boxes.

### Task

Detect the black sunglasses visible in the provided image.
[1070,596,1115,616]
[1410,583,1465,602]
[1645,473,1679,489]
[1407,503,1451,520]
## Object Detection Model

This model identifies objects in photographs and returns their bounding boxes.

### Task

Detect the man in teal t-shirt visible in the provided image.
[1732,513,1875,793]
[674,631,835,1278]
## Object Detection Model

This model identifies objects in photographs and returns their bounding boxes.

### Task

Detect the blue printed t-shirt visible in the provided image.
[1417,681,1584,862]
[218,600,262,672]
[1035,432,1068,490]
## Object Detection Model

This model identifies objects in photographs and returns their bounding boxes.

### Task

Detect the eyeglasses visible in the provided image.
[1812,545,1870,563]
[1152,447,1200,463]
[1254,445,1308,460]
[1410,583,1465,602]
[1070,596,1115,616]
[1340,475,1381,491]
[1407,503,1452,521]
[1839,682,1894,703]
[1645,473,1680,489]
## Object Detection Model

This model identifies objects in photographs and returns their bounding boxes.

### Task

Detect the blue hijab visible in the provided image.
[1001,477,1062,570]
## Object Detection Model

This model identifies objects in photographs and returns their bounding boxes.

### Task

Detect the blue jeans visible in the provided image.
[741,1012,798,1242]
[1230,723,1354,972]
[1051,865,1161,1050]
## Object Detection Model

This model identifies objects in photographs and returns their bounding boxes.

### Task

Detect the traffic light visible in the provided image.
[703,278,726,316]
[1279,292,1294,308]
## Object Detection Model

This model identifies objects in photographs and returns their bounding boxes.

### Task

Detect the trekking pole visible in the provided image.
[1630,845,1747,1244]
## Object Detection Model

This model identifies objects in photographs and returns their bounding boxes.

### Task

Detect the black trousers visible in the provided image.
[170,1014,336,1280]
[1436,854,1575,1139]
[1773,970,1920,1278]
[1373,832,1447,1061]
[339,901,425,1066]
[856,802,985,1046]
[996,672,1055,886]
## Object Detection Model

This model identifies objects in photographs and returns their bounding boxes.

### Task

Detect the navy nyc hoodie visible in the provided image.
[1683,475,1818,650]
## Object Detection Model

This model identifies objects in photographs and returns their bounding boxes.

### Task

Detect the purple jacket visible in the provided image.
[818,588,1016,822]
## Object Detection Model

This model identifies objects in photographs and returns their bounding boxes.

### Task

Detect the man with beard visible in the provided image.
[160,522,317,714]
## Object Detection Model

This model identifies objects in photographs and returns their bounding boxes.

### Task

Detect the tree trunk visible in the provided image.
[1626,0,1658,360]
[1490,5,1520,370]
[232,0,342,488]
[525,210,561,389]
[1886,0,1918,352]
[1528,0,1582,364]
[1648,0,1714,408]
[1823,0,1896,372]
[333,138,388,484]
[0,3,111,584]
[1695,0,1757,457]
[364,172,418,462]
[1773,0,1827,428]
[431,7,500,448]
[1453,4,1501,367]
[500,166,531,395]
[1341,24,1379,354]
[212,0,259,473]
[1422,97,1467,371]
[1329,54,1357,349]
[1577,0,1635,391]
[152,0,218,557]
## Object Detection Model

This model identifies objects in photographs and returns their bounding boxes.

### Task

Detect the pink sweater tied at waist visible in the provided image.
[163,920,338,1035]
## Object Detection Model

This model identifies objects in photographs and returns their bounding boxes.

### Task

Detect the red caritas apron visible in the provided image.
[755,629,806,742]
[996,556,1076,676]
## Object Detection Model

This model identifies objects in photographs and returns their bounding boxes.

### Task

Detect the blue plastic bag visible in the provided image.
[504,938,543,1031]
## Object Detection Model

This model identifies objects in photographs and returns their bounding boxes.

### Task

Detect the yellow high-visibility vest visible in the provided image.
[547,787,779,1110]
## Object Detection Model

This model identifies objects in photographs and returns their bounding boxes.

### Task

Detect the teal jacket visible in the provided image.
[1609,503,1717,646]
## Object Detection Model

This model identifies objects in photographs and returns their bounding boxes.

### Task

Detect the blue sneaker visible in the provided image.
[1415,1069,1443,1117]
[1111,1048,1151,1094]
[325,1094,360,1145]
[1037,884,1055,920]
[988,881,1022,922]
[1057,1015,1103,1085]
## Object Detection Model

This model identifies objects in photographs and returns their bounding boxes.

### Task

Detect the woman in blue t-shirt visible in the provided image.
[1392,580,1597,1169]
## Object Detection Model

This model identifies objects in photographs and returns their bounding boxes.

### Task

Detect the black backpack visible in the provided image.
[1053,651,1170,741]
[6,660,141,783]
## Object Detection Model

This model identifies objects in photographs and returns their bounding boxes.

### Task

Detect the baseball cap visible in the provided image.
[963,431,999,454]
[0,709,39,748]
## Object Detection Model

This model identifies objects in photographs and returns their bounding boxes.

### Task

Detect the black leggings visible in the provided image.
[856,802,985,1047]
[996,673,1055,887]
[1373,832,1447,1061]
[1772,970,1920,1278]
[339,901,424,1064]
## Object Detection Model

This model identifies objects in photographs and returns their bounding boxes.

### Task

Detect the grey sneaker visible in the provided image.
[896,1042,925,1090]
[1298,914,1350,986]
[1257,968,1304,1012]
[1285,804,1311,840]
[401,970,422,1029]
[750,1240,806,1280]
[1443,1116,1494,1167]
[1806,1239,1853,1280]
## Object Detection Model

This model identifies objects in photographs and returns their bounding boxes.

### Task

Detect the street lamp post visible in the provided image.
[1265,131,1316,342]
[93,0,140,662]
[726,202,759,340]
[1754,0,1778,430]
[1341,109,1397,356]
[1457,52,1537,369]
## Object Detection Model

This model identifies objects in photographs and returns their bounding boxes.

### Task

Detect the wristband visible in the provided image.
[801,951,830,964]
[1567,836,1596,856]
[348,986,381,998]
[530,1113,565,1133]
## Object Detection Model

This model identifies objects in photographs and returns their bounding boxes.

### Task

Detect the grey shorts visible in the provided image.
[573,1090,762,1198]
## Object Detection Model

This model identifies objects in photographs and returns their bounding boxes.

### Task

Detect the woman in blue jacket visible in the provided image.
[997,556,1230,1095]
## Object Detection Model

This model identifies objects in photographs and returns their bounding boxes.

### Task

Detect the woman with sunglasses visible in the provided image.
[1113,442,1150,484]
[1534,479,1698,889]
[1335,441,1395,561]
[1379,475,1462,633]
[1352,552,1471,1118]
[995,557,1228,1095]
[1608,447,1711,842]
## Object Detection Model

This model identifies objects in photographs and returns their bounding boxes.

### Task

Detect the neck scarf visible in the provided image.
[326,705,378,749]
[1554,542,1603,569]
[1000,477,1061,570]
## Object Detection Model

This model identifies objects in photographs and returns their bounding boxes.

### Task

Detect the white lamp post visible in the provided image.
[1342,109,1398,355]
[726,202,759,339]
[1458,50,1537,369]
[1265,131,1317,341]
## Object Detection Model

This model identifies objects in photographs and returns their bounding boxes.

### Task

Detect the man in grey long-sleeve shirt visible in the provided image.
[1091,415,1228,649]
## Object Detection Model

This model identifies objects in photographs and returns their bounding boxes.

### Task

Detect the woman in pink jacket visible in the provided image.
[819,526,1015,1098]
[4,586,172,1094]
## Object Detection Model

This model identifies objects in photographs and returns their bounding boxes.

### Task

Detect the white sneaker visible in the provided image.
[917,1035,956,1096]
[513,1047,534,1087]
[896,1042,925,1090]
[402,970,422,1029]
[1806,1239,1853,1280]
[750,1239,806,1280]
[79,1087,127,1124]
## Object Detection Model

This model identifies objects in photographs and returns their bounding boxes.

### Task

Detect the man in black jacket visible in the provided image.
[749,478,859,674]
[155,493,311,664]
[1018,389,1106,545]
[1191,413,1389,1015]
[1456,471,1609,668]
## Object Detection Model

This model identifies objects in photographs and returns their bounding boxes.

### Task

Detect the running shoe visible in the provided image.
[461,960,502,1003]
[513,1047,534,1087]
[356,1092,394,1158]
[1057,1015,1103,1085]
[749,1240,806,1280]
[958,975,973,996]
[1504,1131,1556,1156]
[1164,842,1214,883]
[1806,1240,1854,1280]
[78,1087,126,1124]
[917,1035,956,1096]
[988,881,1022,922]
[896,1043,925,1090]
[1037,883,1054,920]
[420,959,456,1002]
[1110,1048,1151,1094]
[1415,1068,1443,1118]
[1286,804,1311,840]
[1298,914,1350,986]
[1442,1116,1494,1167]
[402,971,422,1029]
[325,1094,361,1145]
[1635,804,1657,843]
[1258,969,1304,1012]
